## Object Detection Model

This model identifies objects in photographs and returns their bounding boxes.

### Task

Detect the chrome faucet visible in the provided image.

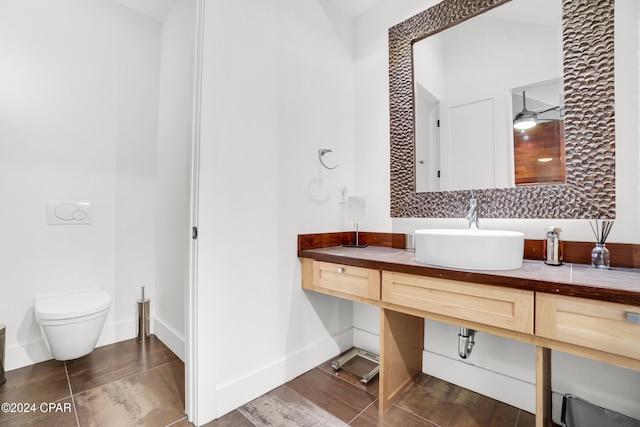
[466,189,479,229]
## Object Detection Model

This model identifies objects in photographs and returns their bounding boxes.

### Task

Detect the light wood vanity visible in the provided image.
[299,239,640,427]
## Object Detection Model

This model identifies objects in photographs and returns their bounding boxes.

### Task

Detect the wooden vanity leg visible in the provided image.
[379,308,424,412]
[535,346,552,427]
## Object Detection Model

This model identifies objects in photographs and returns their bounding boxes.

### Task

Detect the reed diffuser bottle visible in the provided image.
[590,220,613,269]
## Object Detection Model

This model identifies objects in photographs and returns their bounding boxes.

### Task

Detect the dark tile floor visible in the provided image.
[0,338,535,426]
[0,335,186,426]
[210,352,536,427]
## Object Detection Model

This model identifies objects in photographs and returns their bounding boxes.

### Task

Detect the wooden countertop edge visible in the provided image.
[298,232,640,268]
[298,244,640,307]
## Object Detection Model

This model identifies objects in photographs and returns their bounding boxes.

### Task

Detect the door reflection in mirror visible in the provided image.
[415,84,440,192]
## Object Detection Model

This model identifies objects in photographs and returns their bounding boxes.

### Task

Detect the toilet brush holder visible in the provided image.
[137,286,150,343]
[0,324,5,385]
[137,299,150,342]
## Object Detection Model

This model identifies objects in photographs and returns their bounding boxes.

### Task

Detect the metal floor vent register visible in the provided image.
[562,395,640,427]
[331,348,379,384]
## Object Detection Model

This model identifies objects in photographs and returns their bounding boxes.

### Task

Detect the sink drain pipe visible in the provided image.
[458,327,476,359]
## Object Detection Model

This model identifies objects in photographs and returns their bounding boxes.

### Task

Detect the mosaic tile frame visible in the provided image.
[389,0,615,219]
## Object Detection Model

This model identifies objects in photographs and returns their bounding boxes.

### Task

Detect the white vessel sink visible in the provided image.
[414,228,524,270]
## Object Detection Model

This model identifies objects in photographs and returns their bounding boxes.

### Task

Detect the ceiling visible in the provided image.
[111,0,177,22]
[323,0,388,19]
[112,0,388,23]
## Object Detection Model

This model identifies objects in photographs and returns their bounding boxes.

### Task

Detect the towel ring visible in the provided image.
[319,148,338,170]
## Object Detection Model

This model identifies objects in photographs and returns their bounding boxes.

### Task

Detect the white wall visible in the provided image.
[354,0,640,422]
[154,0,195,361]
[193,0,357,423]
[354,0,439,232]
[0,0,163,369]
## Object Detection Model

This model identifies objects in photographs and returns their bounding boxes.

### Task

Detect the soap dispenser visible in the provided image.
[543,227,563,266]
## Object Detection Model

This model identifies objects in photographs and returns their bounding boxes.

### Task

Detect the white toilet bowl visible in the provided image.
[34,289,111,361]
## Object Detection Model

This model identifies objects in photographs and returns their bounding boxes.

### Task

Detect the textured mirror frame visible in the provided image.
[389,0,615,219]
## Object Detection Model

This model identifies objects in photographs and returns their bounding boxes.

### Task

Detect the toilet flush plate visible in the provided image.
[47,200,92,225]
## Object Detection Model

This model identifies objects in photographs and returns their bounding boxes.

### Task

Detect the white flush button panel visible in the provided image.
[47,200,92,225]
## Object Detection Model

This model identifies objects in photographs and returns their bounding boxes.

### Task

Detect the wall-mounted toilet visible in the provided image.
[34,289,111,361]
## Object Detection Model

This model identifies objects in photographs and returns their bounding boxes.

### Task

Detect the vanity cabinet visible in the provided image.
[536,293,640,360]
[301,259,381,305]
[382,271,534,333]
[299,245,640,427]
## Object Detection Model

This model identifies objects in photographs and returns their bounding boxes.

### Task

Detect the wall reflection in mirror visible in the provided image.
[413,0,563,193]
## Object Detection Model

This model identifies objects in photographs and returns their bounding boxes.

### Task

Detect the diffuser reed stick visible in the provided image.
[590,220,614,245]
[590,220,613,269]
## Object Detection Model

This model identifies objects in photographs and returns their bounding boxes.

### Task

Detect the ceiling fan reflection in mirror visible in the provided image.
[513,91,561,130]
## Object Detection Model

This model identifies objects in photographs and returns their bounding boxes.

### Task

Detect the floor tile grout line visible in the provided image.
[164,415,189,427]
[68,357,181,397]
[346,399,376,425]
[316,364,440,426]
[66,357,186,427]
[388,379,443,427]
[236,408,259,426]
[315,365,379,399]
[64,361,81,427]
[318,363,441,426]
[391,402,443,427]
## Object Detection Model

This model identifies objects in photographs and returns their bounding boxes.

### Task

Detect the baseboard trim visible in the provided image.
[215,328,353,418]
[5,340,52,371]
[423,350,536,413]
[5,319,137,371]
[353,328,381,355]
[153,316,185,361]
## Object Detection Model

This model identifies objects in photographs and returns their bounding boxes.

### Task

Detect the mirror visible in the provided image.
[389,0,615,219]
[413,0,563,192]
